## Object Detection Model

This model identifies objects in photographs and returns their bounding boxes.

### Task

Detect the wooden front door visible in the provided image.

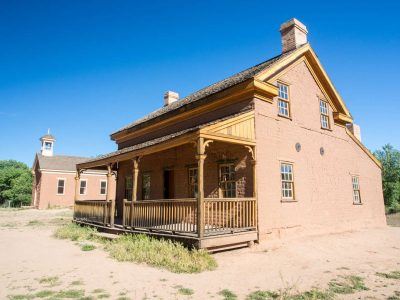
[163,170,174,199]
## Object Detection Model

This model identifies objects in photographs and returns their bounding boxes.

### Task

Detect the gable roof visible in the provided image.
[34,153,89,172]
[111,46,302,138]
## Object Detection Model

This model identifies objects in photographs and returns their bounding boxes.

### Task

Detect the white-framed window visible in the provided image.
[57,178,65,195]
[320,100,330,129]
[125,176,132,201]
[277,82,290,118]
[280,163,294,200]
[100,180,107,195]
[79,179,87,195]
[219,163,236,198]
[188,167,198,198]
[352,176,361,204]
[142,173,151,200]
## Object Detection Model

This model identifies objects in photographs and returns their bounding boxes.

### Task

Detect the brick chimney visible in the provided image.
[347,123,362,142]
[164,91,179,106]
[280,18,308,53]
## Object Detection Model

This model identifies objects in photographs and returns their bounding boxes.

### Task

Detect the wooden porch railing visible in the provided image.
[120,197,257,236]
[203,198,257,234]
[123,199,197,233]
[74,200,111,225]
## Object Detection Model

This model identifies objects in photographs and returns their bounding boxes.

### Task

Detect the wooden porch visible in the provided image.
[73,112,259,249]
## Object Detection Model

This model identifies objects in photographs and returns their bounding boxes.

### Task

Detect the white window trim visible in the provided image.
[280,162,295,201]
[277,82,291,119]
[219,163,237,198]
[319,99,331,130]
[79,179,88,195]
[56,178,66,195]
[351,175,362,205]
[100,180,107,195]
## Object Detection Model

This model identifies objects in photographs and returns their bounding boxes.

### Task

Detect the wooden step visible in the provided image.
[94,232,120,240]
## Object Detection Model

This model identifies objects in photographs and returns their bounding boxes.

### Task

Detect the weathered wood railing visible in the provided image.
[74,200,111,225]
[203,198,257,234]
[123,199,197,233]
[121,197,256,236]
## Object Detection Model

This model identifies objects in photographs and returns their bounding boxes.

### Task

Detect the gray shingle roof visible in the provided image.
[36,154,89,171]
[81,110,251,165]
[112,46,302,136]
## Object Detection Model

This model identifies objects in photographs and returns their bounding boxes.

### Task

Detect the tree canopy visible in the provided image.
[374,144,400,212]
[0,160,32,207]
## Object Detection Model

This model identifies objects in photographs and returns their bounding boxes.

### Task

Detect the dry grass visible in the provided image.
[328,275,368,294]
[105,234,217,273]
[54,224,217,274]
[376,271,400,280]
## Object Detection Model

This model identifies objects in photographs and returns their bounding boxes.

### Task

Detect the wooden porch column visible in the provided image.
[196,137,206,239]
[107,164,115,227]
[130,157,140,227]
[74,171,80,201]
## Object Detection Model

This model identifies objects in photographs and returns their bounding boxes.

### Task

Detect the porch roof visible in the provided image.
[77,111,253,170]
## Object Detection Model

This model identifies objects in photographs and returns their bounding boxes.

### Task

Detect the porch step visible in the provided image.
[94,232,120,240]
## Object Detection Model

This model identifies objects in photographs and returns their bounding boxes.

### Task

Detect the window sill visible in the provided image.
[278,114,292,121]
[353,202,363,205]
[321,127,332,131]
[281,199,298,203]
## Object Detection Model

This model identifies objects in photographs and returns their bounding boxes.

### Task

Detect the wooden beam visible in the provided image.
[74,171,80,201]
[130,157,140,227]
[107,164,115,227]
[196,137,206,239]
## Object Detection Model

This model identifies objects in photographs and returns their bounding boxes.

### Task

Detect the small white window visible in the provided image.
[320,100,330,129]
[281,163,294,200]
[352,176,361,204]
[57,179,65,195]
[277,83,290,118]
[44,142,52,150]
[79,179,87,195]
[100,180,107,195]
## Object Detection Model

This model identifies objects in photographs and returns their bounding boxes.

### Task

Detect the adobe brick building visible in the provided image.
[32,132,115,209]
[73,18,385,249]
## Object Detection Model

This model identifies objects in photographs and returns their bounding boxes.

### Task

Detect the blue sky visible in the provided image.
[0,0,399,166]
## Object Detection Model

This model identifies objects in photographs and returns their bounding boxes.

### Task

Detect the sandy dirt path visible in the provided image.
[0,208,399,299]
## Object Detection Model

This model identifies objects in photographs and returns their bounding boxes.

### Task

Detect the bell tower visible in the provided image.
[40,129,56,157]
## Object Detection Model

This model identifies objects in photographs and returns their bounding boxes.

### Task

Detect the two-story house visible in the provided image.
[73,19,386,249]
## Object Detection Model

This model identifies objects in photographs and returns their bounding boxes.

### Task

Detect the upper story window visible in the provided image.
[125,176,132,201]
[277,82,290,118]
[142,173,151,200]
[352,176,361,204]
[57,179,65,195]
[100,180,107,195]
[219,163,236,198]
[79,179,87,195]
[281,163,294,200]
[319,100,330,129]
[188,167,198,198]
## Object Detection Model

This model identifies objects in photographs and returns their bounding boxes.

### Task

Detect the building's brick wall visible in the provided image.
[254,60,386,239]
[115,142,254,216]
[35,171,116,209]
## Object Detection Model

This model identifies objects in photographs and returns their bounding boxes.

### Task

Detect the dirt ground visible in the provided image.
[1,208,399,300]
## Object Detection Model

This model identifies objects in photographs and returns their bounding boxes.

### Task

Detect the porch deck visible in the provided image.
[73,197,258,249]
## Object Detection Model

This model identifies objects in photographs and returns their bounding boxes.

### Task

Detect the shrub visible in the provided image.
[54,223,97,241]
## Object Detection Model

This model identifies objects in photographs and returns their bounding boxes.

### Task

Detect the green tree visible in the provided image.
[0,160,32,207]
[374,144,400,210]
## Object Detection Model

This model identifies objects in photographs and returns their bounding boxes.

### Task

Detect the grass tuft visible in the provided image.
[177,287,194,296]
[218,289,238,300]
[104,234,217,273]
[247,290,280,300]
[54,223,97,241]
[34,290,56,298]
[53,289,85,298]
[26,220,44,226]
[81,244,96,251]
[376,271,400,280]
[328,275,368,294]
[37,276,60,287]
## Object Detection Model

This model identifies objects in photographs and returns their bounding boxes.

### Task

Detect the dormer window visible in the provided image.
[44,142,52,150]
[277,82,290,118]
